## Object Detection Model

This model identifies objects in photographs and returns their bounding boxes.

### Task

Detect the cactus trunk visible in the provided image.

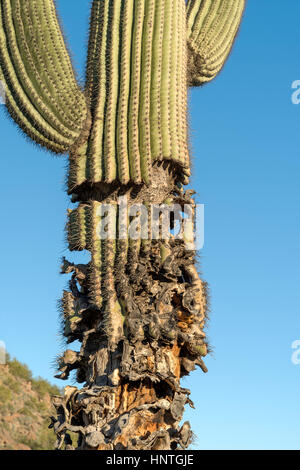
[54,162,208,450]
[51,5,209,449]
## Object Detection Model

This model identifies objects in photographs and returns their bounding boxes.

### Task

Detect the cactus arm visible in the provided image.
[0,0,88,153]
[3,76,66,153]
[186,0,246,86]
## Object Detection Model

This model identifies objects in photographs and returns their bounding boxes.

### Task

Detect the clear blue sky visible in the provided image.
[1,0,300,450]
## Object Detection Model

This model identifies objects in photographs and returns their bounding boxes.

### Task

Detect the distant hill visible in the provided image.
[0,354,62,450]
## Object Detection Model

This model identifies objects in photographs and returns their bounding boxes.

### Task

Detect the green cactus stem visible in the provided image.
[69,0,190,191]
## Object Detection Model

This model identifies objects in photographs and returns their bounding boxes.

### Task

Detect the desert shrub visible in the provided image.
[27,396,49,414]
[31,377,61,398]
[7,358,32,382]
[0,385,12,404]
[18,406,35,418]
[2,375,21,393]
[18,420,56,450]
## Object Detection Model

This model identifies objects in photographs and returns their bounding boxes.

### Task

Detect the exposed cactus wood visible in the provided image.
[54,167,209,449]
[0,0,89,153]
[52,377,195,449]
[187,0,246,86]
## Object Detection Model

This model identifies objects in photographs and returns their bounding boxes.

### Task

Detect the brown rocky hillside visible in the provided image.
[0,354,61,450]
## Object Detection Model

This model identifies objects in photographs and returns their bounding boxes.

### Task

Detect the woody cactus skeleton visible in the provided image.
[0,0,245,450]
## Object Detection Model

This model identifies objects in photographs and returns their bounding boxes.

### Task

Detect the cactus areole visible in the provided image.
[0,0,245,450]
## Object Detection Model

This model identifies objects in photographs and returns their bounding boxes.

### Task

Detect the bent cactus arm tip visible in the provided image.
[186,0,246,86]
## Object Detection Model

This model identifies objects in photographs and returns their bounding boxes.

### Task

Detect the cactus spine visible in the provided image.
[0,0,245,450]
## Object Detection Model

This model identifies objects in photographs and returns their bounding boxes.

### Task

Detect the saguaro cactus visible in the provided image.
[0,0,245,450]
